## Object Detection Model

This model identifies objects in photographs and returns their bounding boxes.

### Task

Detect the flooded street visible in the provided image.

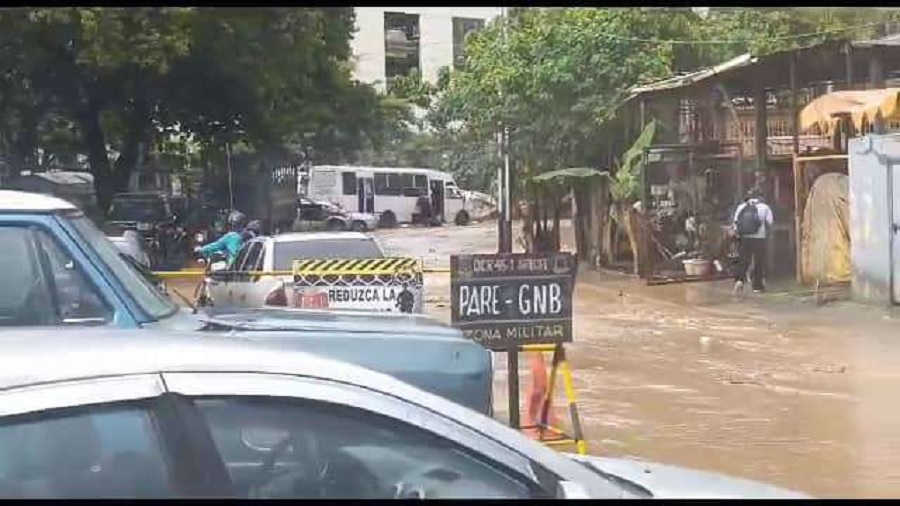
[376,221,900,498]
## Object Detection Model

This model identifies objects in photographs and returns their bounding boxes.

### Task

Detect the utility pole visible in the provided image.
[496,5,519,429]
[496,7,513,254]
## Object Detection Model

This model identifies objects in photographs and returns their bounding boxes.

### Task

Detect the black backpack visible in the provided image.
[736,202,762,236]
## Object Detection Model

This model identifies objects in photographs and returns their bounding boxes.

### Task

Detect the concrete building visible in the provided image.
[350,7,503,91]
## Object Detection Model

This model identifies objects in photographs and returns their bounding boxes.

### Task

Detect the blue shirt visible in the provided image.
[198,231,244,265]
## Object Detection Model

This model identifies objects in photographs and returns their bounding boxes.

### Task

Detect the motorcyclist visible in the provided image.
[194,210,248,266]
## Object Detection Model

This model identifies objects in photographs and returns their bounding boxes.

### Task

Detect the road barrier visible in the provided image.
[520,343,587,455]
[291,257,423,313]
[293,257,420,276]
[153,265,451,279]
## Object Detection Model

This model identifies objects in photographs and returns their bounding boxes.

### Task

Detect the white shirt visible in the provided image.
[732,199,774,239]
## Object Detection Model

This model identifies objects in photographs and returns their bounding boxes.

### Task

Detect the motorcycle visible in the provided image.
[192,251,228,308]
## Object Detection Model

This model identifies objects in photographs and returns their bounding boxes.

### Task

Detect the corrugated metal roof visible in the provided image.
[630,53,755,95]
[854,32,900,47]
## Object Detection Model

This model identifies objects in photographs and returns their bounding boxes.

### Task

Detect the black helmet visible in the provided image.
[227,210,247,231]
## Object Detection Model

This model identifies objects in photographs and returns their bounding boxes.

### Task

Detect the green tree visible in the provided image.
[438,8,694,206]
[0,7,377,210]
[699,8,900,58]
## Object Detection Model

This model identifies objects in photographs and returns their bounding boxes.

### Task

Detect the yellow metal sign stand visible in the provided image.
[520,343,587,456]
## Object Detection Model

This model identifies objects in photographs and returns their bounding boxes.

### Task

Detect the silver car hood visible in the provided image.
[568,455,811,499]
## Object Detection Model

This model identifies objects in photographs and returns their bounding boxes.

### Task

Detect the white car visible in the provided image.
[208,232,385,308]
[106,228,151,267]
[0,329,810,499]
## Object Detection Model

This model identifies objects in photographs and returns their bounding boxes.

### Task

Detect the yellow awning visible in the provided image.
[799,88,900,135]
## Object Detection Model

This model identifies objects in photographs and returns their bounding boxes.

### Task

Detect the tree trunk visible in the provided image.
[626,206,644,276]
[552,196,561,252]
[80,100,114,212]
[590,180,609,269]
[602,205,617,266]
[614,203,643,276]
[573,187,588,260]
[112,90,153,195]
[604,203,628,267]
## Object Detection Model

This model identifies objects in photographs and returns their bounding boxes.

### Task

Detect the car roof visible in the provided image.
[0,190,77,212]
[0,328,620,496]
[268,232,372,244]
[0,329,411,391]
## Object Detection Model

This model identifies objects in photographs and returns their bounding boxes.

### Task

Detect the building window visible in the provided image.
[384,12,421,85]
[452,17,485,69]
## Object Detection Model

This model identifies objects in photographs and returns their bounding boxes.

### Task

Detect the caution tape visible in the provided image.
[154,265,450,279]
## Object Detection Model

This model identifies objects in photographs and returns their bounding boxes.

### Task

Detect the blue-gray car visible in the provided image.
[0,190,491,414]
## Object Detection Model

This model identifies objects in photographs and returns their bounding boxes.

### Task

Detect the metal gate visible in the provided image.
[848,134,900,305]
[892,161,900,304]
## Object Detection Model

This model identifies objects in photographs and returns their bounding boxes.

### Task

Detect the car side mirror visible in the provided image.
[556,481,590,499]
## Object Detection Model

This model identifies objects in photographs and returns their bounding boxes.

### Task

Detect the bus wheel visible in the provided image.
[351,220,368,232]
[454,210,471,226]
[379,211,397,228]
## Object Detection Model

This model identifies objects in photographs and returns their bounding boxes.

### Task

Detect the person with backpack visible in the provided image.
[732,190,774,294]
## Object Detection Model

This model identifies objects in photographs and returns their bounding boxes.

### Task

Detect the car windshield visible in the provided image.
[109,197,167,223]
[66,213,178,321]
[272,238,383,271]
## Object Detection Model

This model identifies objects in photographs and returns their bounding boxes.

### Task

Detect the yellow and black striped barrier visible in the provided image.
[519,343,588,456]
[290,257,425,313]
[292,257,421,276]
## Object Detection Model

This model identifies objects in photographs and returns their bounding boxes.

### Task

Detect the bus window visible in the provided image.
[375,173,402,196]
[402,187,423,197]
[341,172,356,195]
[399,173,415,188]
[414,174,428,189]
[374,173,388,194]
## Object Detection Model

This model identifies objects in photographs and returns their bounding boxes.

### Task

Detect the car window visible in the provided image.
[231,243,252,272]
[108,198,167,223]
[66,214,177,321]
[272,239,383,271]
[0,226,111,327]
[0,227,54,326]
[34,229,112,325]
[238,242,263,274]
[0,403,173,498]
[193,396,538,499]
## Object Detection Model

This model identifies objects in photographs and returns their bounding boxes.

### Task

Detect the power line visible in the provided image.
[361,19,890,51]
[582,21,886,46]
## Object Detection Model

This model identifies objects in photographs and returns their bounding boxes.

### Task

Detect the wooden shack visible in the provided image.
[616,37,900,281]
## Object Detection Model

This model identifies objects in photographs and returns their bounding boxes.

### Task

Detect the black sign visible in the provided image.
[450,253,577,350]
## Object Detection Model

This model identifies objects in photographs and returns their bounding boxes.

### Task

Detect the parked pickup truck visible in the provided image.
[0,190,492,414]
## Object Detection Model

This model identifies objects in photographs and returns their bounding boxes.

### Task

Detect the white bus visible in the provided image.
[307,165,471,227]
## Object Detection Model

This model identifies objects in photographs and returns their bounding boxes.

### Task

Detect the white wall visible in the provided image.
[351,7,503,91]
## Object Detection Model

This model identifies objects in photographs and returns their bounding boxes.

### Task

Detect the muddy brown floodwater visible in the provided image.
[375,221,900,498]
